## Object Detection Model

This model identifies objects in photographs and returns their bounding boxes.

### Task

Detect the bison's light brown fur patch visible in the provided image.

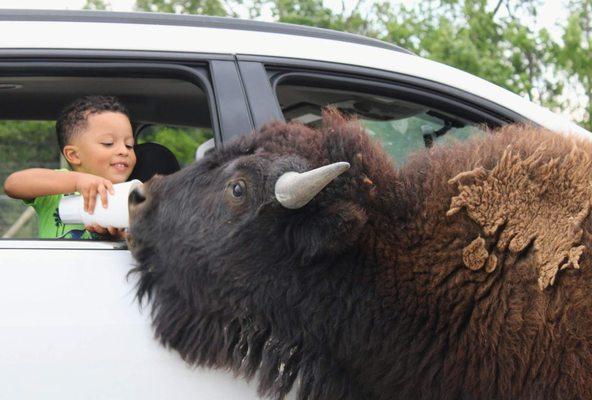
[463,236,489,271]
[447,144,592,289]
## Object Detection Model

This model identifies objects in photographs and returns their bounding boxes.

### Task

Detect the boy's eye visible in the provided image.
[126,144,134,149]
[101,143,113,147]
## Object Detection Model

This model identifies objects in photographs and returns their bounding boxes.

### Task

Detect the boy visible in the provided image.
[3,95,136,239]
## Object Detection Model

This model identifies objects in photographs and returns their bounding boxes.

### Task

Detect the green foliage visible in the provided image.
[138,126,213,166]
[270,0,375,35]
[0,121,58,187]
[362,115,484,164]
[373,0,562,106]
[135,0,228,16]
[83,0,111,10]
[0,121,56,238]
[553,0,592,130]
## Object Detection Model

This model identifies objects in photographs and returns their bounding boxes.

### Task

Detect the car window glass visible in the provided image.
[276,84,487,165]
[1,121,59,238]
[137,125,214,167]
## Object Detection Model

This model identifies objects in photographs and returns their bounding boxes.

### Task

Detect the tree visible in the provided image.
[554,0,592,130]
[135,0,230,16]
[83,0,111,10]
[269,0,376,36]
[374,0,563,108]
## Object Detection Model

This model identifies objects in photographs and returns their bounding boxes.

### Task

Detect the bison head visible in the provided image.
[128,111,400,399]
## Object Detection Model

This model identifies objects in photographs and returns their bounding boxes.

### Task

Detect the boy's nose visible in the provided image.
[117,144,130,155]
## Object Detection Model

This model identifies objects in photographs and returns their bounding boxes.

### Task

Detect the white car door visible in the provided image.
[0,240,265,399]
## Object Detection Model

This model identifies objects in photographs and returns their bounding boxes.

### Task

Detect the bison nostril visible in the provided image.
[129,187,146,206]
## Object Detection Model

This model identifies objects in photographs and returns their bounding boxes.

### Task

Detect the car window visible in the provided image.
[276,84,487,165]
[0,73,215,241]
[0,121,60,238]
[137,125,214,167]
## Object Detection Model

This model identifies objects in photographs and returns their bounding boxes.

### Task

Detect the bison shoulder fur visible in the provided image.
[129,112,592,400]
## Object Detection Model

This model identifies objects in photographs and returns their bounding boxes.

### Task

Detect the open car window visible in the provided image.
[1,73,214,240]
[277,84,487,164]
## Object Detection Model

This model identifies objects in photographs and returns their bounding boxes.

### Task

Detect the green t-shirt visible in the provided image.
[25,193,100,239]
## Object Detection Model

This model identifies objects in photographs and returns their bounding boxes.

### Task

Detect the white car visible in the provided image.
[0,9,588,399]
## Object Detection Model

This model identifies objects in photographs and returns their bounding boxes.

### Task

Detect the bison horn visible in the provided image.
[274,162,350,209]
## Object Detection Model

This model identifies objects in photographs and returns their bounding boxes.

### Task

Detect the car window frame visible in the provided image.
[272,71,509,127]
[237,55,531,128]
[0,53,249,249]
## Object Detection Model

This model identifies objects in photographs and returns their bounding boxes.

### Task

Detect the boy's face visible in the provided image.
[65,111,136,183]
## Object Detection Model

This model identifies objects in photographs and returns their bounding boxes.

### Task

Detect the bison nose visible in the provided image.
[129,187,146,206]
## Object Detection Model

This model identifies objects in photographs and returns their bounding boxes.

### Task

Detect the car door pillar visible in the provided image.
[209,60,254,144]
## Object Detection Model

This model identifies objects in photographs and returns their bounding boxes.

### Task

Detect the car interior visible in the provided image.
[0,75,214,239]
[275,83,489,163]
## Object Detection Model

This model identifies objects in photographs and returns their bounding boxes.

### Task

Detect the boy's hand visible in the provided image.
[85,224,127,240]
[74,172,115,214]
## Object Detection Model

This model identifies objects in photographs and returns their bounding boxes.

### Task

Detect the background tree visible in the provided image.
[135,0,230,16]
[373,0,562,106]
[83,0,111,10]
[553,0,592,130]
[269,0,375,35]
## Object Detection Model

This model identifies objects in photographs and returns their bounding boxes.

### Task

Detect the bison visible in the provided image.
[127,111,592,400]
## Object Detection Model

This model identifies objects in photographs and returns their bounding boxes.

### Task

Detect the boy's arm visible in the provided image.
[3,168,114,213]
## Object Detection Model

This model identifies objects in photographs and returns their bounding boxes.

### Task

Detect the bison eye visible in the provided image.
[232,181,246,198]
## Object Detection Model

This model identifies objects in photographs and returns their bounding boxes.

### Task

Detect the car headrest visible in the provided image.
[128,142,180,182]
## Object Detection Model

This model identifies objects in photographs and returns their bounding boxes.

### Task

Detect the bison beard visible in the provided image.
[128,112,592,400]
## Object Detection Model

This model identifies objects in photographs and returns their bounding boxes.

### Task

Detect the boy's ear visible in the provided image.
[63,145,81,166]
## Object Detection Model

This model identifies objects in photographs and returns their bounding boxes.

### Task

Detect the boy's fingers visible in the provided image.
[87,224,107,234]
[88,186,97,214]
[82,189,90,213]
[107,226,118,236]
[98,185,108,208]
[106,181,115,195]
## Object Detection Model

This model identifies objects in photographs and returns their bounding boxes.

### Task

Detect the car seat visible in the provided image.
[128,142,180,182]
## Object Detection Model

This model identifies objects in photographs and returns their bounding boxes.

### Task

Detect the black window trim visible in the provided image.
[210,60,254,143]
[0,49,235,63]
[237,54,529,127]
[236,61,284,130]
[272,71,509,128]
[0,60,222,145]
[0,59,222,249]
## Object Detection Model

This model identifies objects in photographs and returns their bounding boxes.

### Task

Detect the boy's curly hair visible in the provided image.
[56,95,130,152]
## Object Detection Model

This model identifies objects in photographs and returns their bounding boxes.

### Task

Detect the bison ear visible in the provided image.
[287,201,368,262]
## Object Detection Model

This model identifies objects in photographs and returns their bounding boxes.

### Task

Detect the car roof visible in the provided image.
[0,9,589,139]
[0,9,413,54]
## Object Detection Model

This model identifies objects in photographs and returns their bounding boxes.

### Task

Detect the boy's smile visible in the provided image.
[67,111,136,183]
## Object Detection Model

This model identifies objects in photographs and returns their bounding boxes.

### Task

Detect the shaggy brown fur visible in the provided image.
[385,123,592,399]
[129,113,592,400]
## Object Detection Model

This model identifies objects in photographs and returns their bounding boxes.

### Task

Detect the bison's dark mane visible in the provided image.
[130,112,592,400]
